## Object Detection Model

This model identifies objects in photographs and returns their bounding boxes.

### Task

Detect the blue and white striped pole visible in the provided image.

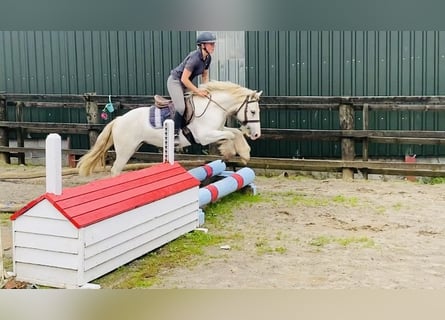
[198,167,256,207]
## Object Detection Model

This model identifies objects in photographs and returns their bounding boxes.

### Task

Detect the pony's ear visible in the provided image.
[255,90,263,99]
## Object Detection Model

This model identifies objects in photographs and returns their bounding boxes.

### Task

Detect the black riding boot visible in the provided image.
[173,112,183,146]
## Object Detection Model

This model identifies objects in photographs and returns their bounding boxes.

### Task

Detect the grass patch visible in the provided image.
[374,206,386,215]
[94,190,259,288]
[255,238,273,255]
[274,246,287,254]
[204,192,262,227]
[269,192,359,208]
[332,195,358,206]
[309,235,331,247]
[309,236,375,248]
[421,176,445,185]
[392,202,403,211]
[335,236,375,247]
[275,231,286,240]
[95,229,226,288]
[0,213,12,227]
[255,237,288,255]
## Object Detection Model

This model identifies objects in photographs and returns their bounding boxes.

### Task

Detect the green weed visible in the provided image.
[309,236,332,247]
[0,213,12,227]
[332,195,358,206]
[267,190,360,208]
[422,177,445,185]
[255,237,287,255]
[204,192,262,227]
[392,202,403,211]
[309,236,375,248]
[374,206,386,215]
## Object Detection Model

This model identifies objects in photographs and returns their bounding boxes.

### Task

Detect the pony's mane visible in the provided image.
[199,81,254,99]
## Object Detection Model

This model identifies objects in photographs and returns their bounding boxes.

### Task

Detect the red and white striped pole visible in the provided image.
[188,160,227,182]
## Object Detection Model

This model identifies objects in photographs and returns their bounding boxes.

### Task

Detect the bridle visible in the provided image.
[195,94,260,126]
[234,95,261,126]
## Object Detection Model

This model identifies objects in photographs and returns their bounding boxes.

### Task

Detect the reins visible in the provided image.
[194,93,259,125]
[193,94,214,118]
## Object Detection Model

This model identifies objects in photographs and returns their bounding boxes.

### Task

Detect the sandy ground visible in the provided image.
[1,164,445,289]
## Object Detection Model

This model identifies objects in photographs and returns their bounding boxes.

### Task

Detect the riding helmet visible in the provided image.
[197,32,216,44]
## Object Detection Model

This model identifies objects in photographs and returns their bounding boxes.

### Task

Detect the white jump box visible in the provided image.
[10,162,200,288]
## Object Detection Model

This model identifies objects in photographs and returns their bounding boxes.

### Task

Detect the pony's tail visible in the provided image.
[77,119,116,176]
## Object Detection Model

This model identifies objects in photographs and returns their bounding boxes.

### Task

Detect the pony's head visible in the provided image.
[201,81,262,140]
[235,89,262,140]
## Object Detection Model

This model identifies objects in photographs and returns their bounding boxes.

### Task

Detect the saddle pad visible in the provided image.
[149,105,173,128]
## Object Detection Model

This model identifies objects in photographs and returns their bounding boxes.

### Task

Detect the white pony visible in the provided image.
[77,81,262,176]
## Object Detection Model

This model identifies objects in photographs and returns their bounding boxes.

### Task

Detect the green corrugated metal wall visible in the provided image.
[246,31,445,96]
[7,31,445,96]
[0,31,195,95]
[2,30,445,158]
[0,31,196,149]
[245,31,445,158]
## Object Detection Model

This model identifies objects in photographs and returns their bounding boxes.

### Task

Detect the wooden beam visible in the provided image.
[0,121,104,133]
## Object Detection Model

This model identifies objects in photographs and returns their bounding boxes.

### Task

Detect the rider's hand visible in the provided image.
[195,89,209,98]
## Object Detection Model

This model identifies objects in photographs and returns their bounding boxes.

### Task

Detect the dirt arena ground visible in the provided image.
[1,164,445,288]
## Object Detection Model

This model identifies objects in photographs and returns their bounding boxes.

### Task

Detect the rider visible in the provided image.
[167,31,216,145]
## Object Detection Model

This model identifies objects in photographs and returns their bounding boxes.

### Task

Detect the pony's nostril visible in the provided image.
[250,133,259,140]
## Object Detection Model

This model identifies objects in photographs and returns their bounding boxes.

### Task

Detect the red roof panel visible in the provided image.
[11,162,200,228]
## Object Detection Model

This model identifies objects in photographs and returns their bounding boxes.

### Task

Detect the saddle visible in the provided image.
[150,94,196,143]
[153,94,194,125]
[154,95,172,108]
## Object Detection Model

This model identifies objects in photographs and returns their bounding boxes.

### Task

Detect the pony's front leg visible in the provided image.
[197,129,236,146]
[222,127,251,164]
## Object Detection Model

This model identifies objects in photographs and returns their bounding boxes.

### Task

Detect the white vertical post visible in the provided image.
[163,119,174,165]
[46,133,62,195]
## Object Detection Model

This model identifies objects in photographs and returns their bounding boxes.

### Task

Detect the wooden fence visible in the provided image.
[2,93,445,179]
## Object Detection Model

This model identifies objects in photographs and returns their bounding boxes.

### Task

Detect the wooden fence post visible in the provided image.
[0,96,9,164]
[15,101,25,165]
[339,103,355,180]
[84,93,99,148]
[362,103,369,179]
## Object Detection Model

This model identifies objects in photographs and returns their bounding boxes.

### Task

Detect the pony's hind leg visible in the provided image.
[110,157,128,176]
[110,141,141,176]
